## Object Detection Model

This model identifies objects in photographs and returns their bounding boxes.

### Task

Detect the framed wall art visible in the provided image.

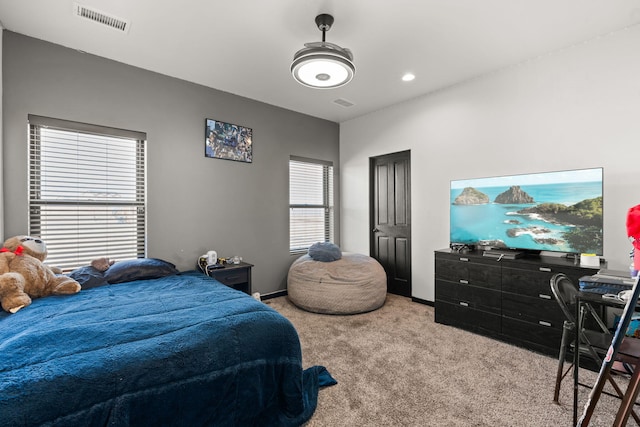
[204,118,253,163]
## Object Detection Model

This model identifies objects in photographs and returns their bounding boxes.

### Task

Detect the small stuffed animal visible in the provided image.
[0,235,81,313]
[91,257,115,272]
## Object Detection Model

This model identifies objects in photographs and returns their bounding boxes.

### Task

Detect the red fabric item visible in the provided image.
[627,204,640,270]
[0,245,24,256]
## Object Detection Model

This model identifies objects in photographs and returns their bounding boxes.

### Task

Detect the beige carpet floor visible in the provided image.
[265,293,638,426]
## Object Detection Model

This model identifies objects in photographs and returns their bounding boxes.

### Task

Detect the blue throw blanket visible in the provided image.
[0,271,335,426]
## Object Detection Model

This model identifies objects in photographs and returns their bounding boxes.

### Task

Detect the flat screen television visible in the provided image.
[450,167,603,256]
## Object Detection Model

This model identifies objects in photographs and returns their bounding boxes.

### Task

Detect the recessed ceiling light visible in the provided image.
[402,73,415,82]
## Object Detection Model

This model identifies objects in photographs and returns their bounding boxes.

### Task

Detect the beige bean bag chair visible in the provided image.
[287,252,387,314]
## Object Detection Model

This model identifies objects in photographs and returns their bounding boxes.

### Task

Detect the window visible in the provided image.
[289,156,334,253]
[28,115,146,271]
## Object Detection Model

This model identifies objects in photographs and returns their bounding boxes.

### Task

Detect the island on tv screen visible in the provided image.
[449,168,603,256]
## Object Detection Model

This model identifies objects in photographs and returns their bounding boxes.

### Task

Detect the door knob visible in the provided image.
[372,228,380,232]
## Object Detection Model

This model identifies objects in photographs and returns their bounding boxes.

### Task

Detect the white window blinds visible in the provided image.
[289,156,334,253]
[28,115,146,271]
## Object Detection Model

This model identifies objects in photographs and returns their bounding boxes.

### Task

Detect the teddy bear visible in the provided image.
[90,256,115,272]
[0,235,81,313]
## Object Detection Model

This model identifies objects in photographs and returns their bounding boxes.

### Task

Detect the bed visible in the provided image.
[0,267,335,427]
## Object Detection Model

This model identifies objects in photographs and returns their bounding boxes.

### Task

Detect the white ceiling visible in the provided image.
[1,1,640,123]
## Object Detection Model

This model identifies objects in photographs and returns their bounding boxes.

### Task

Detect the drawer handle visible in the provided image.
[459,279,469,284]
[539,294,552,300]
[538,320,552,327]
[539,267,552,272]
[459,257,469,262]
[459,301,469,307]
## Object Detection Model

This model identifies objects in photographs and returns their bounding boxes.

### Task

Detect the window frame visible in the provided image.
[289,155,334,254]
[28,115,147,271]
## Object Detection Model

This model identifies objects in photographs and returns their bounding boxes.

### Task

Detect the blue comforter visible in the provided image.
[0,271,334,426]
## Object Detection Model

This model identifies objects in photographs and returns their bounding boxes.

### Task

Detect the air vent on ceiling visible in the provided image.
[73,3,130,33]
[333,98,355,108]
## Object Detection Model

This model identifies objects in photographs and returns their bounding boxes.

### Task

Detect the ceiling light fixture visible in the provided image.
[291,14,355,89]
[402,73,416,82]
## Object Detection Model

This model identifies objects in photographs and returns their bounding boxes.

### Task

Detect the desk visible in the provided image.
[574,291,640,425]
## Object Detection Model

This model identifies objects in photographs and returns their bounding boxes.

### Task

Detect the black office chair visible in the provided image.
[550,273,633,405]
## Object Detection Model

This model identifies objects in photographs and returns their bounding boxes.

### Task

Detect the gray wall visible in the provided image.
[2,31,340,295]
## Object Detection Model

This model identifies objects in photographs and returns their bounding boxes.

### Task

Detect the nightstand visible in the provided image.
[207,261,253,295]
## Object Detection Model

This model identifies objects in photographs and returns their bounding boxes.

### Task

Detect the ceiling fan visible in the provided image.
[291,14,356,89]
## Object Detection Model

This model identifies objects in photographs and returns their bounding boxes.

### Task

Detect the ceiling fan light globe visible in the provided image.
[291,51,355,89]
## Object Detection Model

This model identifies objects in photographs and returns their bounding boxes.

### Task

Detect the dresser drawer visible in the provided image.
[435,257,470,282]
[501,266,587,298]
[501,292,564,329]
[502,316,563,351]
[435,300,501,335]
[210,268,249,286]
[502,263,587,296]
[435,280,501,315]
[502,267,554,297]
[435,256,501,290]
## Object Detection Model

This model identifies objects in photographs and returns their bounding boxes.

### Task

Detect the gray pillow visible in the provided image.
[308,242,342,262]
